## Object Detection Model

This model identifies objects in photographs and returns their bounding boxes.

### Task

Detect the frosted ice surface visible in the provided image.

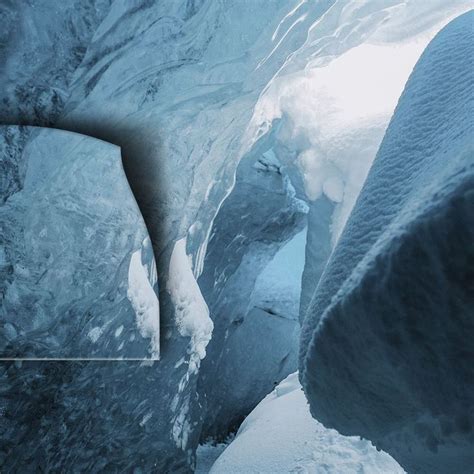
[0,126,159,359]
[300,11,474,474]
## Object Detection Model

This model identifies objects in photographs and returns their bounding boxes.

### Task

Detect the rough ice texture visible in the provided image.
[0,1,112,126]
[0,126,159,360]
[0,127,166,473]
[300,11,474,474]
[210,372,404,473]
[1,1,472,470]
[197,141,307,440]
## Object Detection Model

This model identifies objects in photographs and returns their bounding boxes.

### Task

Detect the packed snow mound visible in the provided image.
[0,126,159,360]
[300,11,474,474]
[210,372,404,473]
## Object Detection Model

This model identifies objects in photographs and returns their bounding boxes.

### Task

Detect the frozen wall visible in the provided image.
[1,1,334,469]
[300,11,474,474]
[197,138,307,440]
[0,126,161,471]
[1,0,472,471]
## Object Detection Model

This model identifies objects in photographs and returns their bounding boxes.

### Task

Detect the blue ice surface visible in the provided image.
[300,10,474,474]
[0,127,164,473]
[0,126,159,359]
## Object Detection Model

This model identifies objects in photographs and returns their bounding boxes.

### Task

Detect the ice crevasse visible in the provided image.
[299,10,474,474]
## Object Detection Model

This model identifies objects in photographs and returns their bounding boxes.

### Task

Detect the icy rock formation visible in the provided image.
[0,126,163,471]
[197,141,308,439]
[300,11,474,474]
[210,372,404,473]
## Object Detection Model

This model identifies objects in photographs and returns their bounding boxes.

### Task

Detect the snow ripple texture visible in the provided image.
[300,11,474,474]
[210,373,404,474]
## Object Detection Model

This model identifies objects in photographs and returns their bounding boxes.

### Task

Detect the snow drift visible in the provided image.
[0,126,163,472]
[210,373,404,473]
[300,11,474,474]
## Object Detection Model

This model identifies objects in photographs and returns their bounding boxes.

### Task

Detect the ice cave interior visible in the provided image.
[0,1,473,473]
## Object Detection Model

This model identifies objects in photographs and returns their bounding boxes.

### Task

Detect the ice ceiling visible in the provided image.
[245,0,470,242]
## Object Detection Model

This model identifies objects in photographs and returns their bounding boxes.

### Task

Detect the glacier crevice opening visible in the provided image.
[197,128,309,440]
[300,10,474,474]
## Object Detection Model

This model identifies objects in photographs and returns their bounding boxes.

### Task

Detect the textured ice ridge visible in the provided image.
[300,11,474,474]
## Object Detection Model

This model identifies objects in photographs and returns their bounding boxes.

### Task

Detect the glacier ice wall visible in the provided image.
[1,0,472,470]
[0,126,163,471]
[300,10,474,474]
[197,137,308,439]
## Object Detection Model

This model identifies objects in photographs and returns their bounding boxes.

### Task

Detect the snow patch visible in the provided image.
[127,243,160,359]
[167,237,213,374]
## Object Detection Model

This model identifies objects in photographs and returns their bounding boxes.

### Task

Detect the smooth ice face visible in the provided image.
[210,372,404,474]
[0,126,159,360]
[197,146,307,439]
[300,11,474,474]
